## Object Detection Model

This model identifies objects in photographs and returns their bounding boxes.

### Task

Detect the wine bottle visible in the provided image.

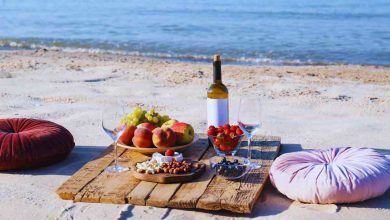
[207,54,229,127]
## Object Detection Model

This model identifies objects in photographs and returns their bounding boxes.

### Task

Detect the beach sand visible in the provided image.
[0,49,389,220]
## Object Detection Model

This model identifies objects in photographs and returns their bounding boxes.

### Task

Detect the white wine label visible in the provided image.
[207,98,229,127]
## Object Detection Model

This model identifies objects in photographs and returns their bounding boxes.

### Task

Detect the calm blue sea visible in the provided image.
[0,0,389,65]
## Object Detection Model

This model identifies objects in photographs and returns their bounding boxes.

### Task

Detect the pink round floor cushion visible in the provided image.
[0,118,75,170]
[270,147,390,204]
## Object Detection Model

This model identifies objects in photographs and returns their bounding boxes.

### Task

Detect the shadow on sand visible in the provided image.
[3,145,108,176]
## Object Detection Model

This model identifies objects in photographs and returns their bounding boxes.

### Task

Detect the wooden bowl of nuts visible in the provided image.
[131,158,206,183]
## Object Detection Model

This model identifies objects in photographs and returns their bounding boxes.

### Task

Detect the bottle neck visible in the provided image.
[213,60,222,82]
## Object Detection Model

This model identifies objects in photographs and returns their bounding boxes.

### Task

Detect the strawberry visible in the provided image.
[165,149,175,156]
[208,125,216,136]
[224,135,232,144]
[223,129,230,136]
[223,124,230,130]
[230,125,238,132]
[236,128,243,135]
[219,145,230,151]
[208,125,216,130]
[214,138,220,146]
[231,138,239,147]
[213,137,218,143]
[165,149,175,157]
[207,130,216,136]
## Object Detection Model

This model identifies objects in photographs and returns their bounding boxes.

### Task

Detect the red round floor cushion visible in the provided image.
[0,118,75,170]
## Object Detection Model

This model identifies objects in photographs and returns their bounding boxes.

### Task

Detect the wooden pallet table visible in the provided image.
[56,134,281,214]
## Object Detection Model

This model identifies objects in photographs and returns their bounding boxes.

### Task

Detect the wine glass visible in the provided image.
[102,106,129,173]
[237,97,262,169]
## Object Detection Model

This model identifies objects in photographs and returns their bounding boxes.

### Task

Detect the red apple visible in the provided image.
[132,127,153,148]
[119,125,136,145]
[152,127,176,148]
[171,122,195,145]
[137,122,156,131]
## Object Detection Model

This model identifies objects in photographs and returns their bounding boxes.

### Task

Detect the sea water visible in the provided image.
[0,0,389,65]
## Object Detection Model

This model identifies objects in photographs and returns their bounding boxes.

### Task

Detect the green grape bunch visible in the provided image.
[121,106,172,127]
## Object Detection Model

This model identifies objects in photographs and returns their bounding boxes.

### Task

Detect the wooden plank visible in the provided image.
[75,150,150,203]
[126,181,157,205]
[143,134,209,208]
[195,171,228,211]
[146,184,182,207]
[168,146,216,209]
[56,145,125,200]
[196,136,281,213]
[220,139,280,213]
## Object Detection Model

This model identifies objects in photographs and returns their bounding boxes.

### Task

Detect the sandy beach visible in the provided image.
[0,49,389,220]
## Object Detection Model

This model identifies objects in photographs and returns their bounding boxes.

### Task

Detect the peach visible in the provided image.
[132,127,153,148]
[137,122,156,131]
[152,127,176,148]
[119,125,136,145]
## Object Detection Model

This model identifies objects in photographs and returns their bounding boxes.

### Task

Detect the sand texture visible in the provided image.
[0,50,389,220]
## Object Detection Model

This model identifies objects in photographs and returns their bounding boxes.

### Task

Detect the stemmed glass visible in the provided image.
[102,106,129,173]
[237,97,262,169]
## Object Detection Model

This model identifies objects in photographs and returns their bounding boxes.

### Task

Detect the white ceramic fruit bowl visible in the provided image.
[117,134,199,155]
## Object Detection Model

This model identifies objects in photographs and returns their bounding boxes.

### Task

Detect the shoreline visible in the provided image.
[1,49,390,85]
[1,44,390,67]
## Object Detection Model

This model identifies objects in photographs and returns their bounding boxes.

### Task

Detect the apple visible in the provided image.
[152,127,176,148]
[161,119,178,128]
[171,122,195,145]
[137,122,156,131]
[132,127,153,148]
[119,125,136,145]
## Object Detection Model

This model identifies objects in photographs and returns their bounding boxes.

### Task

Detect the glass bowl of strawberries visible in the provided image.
[207,124,244,156]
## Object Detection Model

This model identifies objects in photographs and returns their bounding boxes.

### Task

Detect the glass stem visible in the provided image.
[247,137,252,160]
[114,141,118,167]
